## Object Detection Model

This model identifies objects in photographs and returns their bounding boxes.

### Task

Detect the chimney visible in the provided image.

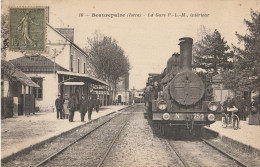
[56,28,74,42]
[179,37,193,72]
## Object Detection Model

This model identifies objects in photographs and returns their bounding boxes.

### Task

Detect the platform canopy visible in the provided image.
[2,60,39,88]
[57,71,108,86]
[63,82,85,86]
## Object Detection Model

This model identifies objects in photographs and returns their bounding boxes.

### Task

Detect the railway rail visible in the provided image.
[201,138,248,167]
[163,135,247,167]
[35,106,134,167]
[164,139,189,167]
[97,110,134,167]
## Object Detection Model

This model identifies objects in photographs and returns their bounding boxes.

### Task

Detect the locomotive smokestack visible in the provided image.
[179,37,193,72]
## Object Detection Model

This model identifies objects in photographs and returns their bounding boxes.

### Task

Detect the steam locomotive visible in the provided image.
[145,37,221,132]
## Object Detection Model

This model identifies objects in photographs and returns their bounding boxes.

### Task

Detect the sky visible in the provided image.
[2,0,259,89]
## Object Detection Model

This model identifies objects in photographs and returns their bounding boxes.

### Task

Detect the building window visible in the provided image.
[84,63,86,73]
[31,78,43,99]
[1,81,4,97]
[78,58,80,73]
[70,55,73,72]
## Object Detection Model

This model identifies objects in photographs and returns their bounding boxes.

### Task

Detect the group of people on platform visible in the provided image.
[222,94,260,125]
[55,88,100,122]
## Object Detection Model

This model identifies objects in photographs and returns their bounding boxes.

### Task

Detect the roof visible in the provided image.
[148,73,160,77]
[9,55,68,73]
[212,73,223,83]
[57,71,108,86]
[1,60,39,87]
[56,28,74,42]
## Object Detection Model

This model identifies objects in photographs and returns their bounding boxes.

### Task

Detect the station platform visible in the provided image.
[1,105,130,160]
[204,118,260,152]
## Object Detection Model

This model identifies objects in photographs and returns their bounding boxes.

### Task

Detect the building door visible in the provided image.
[118,95,122,103]
[23,94,35,115]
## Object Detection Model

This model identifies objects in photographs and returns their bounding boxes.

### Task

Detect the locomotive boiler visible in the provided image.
[145,37,221,131]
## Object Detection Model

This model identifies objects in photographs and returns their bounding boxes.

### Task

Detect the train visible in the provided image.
[144,37,221,134]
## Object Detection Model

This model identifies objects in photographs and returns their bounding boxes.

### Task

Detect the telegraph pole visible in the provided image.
[52,49,57,77]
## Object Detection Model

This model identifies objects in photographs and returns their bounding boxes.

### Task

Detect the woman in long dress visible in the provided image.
[249,95,260,125]
[63,94,70,119]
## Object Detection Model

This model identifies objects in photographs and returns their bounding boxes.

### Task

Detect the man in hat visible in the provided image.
[79,95,88,122]
[223,96,235,119]
[233,94,245,121]
[55,93,64,119]
[68,94,77,122]
[87,88,95,121]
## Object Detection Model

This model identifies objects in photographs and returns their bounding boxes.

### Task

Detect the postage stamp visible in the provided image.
[9,7,47,52]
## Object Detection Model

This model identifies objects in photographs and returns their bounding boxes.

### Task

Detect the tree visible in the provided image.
[194,28,233,74]
[1,14,9,60]
[87,32,130,102]
[223,9,260,92]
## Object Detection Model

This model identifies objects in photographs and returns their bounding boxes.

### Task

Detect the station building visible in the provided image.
[8,24,108,112]
[115,73,130,104]
[1,60,39,117]
[212,73,253,106]
[211,74,234,103]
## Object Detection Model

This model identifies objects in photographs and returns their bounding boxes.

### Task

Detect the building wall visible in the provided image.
[116,90,129,103]
[42,26,71,71]
[2,77,9,97]
[46,26,94,75]
[70,46,96,76]
[71,46,87,73]
[212,74,234,103]
[26,73,59,111]
[115,74,129,104]
[213,88,234,103]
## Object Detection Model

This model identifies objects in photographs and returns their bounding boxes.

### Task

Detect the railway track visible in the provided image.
[35,106,134,167]
[153,123,248,167]
[96,111,134,167]
[200,138,248,167]
[164,139,189,167]
[164,136,247,167]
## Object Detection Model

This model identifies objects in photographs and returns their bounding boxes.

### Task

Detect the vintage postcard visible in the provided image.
[1,0,260,166]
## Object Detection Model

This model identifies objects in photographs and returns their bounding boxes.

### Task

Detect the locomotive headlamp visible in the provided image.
[208,114,215,121]
[208,101,218,111]
[163,113,170,120]
[158,100,167,110]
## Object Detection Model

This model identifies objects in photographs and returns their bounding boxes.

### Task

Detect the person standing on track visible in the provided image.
[55,93,64,119]
[79,95,88,122]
